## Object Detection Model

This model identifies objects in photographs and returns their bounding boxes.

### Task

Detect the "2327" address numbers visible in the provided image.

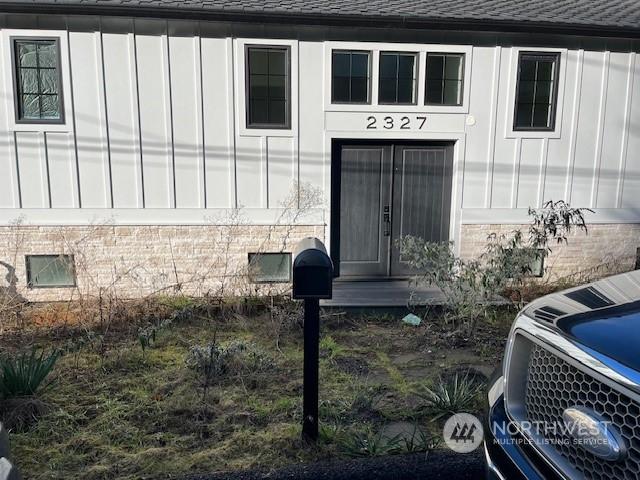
[366,115,428,130]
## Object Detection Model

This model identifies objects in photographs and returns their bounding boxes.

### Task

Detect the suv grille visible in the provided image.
[525,344,640,480]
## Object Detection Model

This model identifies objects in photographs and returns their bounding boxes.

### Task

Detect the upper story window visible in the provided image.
[332,50,370,104]
[13,38,63,123]
[378,52,417,104]
[514,52,560,131]
[425,53,464,106]
[246,46,290,129]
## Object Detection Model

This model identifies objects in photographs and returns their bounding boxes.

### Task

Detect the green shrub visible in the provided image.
[0,348,59,399]
[419,372,484,421]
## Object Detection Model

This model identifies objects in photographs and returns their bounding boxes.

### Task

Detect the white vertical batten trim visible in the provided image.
[502,47,515,139]
[228,38,238,208]
[484,46,501,208]
[591,51,609,208]
[12,132,22,208]
[96,23,114,208]
[197,31,207,208]
[64,27,81,208]
[293,135,300,208]
[537,137,549,207]
[511,137,522,208]
[160,27,175,209]
[42,132,52,208]
[128,30,144,208]
[616,52,635,208]
[263,136,269,208]
[0,33,20,207]
[194,34,205,209]
[294,44,301,208]
[564,49,583,203]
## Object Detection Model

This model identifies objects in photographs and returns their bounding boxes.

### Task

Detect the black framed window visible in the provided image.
[13,38,63,122]
[514,52,560,131]
[378,52,417,104]
[331,50,370,103]
[246,46,290,129]
[425,53,464,106]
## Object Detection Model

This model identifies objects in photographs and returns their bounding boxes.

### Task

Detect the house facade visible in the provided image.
[0,1,639,301]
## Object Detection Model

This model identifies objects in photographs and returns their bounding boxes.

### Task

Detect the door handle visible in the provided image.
[383,205,391,236]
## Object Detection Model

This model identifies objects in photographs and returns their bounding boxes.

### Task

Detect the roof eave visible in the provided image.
[1,3,640,39]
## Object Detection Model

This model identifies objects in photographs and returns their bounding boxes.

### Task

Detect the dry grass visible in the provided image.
[0,301,514,480]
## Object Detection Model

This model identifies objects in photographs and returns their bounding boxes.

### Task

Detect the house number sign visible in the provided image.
[365,114,427,130]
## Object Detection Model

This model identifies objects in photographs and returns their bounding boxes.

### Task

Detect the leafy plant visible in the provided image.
[528,200,592,251]
[338,425,402,457]
[399,200,593,329]
[399,238,489,328]
[419,372,484,421]
[0,349,59,399]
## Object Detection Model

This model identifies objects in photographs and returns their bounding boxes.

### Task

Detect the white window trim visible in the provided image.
[1,29,73,133]
[323,41,473,114]
[235,38,298,137]
[504,47,568,139]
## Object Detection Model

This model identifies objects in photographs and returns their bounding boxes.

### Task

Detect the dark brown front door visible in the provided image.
[338,143,453,278]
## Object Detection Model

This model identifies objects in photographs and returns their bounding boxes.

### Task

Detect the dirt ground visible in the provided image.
[0,301,515,480]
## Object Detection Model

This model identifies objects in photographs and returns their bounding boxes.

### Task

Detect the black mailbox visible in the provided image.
[292,237,333,299]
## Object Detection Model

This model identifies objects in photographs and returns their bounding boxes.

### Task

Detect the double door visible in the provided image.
[338,143,453,278]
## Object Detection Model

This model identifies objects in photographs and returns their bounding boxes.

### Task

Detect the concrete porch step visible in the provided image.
[320,280,445,309]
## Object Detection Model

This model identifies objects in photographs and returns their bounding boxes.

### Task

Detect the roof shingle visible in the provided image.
[3,0,640,34]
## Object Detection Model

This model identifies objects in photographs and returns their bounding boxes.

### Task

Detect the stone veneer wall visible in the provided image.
[2,222,638,302]
[0,224,325,302]
[459,224,640,281]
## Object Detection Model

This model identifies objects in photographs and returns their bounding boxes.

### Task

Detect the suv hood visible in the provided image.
[522,270,640,372]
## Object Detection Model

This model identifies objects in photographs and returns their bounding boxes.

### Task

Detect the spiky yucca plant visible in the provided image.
[420,372,484,420]
[0,349,59,399]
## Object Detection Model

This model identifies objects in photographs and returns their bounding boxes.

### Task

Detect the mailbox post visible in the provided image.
[292,237,333,442]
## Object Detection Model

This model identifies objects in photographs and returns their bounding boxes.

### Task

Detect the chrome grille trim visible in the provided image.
[525,343,640,480]
[503,314,640,480]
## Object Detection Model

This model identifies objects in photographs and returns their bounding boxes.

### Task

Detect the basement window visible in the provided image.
[528,251,545,278]
[26,254,76,288]
[248,253,292,283]
[13,38,63,123]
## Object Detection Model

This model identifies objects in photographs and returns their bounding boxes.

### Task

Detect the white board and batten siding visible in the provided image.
[0,18,639,235]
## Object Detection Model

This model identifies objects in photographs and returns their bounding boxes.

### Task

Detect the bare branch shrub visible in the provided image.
[0,182,323,334]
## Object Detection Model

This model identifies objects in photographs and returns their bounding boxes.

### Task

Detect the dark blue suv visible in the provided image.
[485,270,640,480]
